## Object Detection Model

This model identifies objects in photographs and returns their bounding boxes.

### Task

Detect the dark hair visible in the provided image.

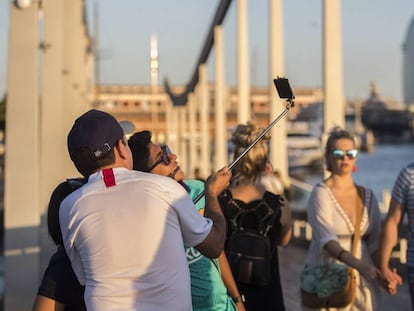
[71,137,129,177]
[47,178,86,245]
[324,126,356,172]
[71,146,116,177]
[128,130,152,172]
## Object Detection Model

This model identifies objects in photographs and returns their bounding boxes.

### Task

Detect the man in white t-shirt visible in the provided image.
[60,109,231,311]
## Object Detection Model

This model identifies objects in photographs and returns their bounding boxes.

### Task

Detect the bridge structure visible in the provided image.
[5,0,346,309]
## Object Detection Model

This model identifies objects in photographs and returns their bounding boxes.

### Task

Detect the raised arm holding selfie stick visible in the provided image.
[193,77,295,204]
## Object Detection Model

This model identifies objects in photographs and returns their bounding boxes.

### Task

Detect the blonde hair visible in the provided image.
[231,121,270,183]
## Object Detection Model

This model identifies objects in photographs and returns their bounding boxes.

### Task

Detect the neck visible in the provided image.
[326,173,354,188]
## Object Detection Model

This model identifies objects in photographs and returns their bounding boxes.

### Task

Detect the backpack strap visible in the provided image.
[222,190,283,238]
[259,198,282,237]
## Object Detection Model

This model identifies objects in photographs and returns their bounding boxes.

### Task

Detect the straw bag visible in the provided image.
[301,264,356,308]
[300,186,364,308]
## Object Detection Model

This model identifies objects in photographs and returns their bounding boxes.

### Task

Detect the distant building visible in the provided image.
[93,84,323,140]
[403,16,414,109]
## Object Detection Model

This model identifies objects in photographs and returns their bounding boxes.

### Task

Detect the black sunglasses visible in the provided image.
[331,149,358,160]
[148,145,171,171]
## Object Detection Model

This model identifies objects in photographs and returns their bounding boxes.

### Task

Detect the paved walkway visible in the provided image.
[279,243,411,310]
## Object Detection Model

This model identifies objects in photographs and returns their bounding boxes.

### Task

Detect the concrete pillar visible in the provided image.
[62,1,78,176]
[150,34,159,140]
[150,91,159,142]
[39,0,92,278]
[269,0,289,183]
[323,0,345,131]
[151,98,159,141]
[188,93,197,177]
[237,0,250,124]
[178,106,188,174]
[38,0,70,280]
[4,3,41,310]
[165,102,172,146]
[41,0,66,201]
[72,0,89,114]
[63,0,90,155]
[198,64,211,178]
[214,25,227,170]
[5,1,92,308]
[79,1,91,109]
[168,104,179,154]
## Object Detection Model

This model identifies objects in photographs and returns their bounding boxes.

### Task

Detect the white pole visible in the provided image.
[323,0,345,131]
[237,0,250,124]
[199,64,211,177]
[5,2,41,309]
[269,0,289,184]
[214,25,227,169]
[188,93,197,176]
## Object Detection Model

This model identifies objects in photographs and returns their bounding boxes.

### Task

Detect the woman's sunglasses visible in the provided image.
[148,144,171,171]
[331,149,358,160]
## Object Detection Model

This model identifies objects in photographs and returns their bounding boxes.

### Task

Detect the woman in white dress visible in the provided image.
[303,127,383,310]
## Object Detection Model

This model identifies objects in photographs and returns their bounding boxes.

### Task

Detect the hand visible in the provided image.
[357,262,382,283]
[380,267,403,295]
[386,279,398,295]
[205,167,231,197]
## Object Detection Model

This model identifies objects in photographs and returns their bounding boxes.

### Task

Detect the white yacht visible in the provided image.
[287,114,323,169]
[288,133,323,168]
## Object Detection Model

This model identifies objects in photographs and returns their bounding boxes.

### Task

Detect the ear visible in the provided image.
[115,138,129,160]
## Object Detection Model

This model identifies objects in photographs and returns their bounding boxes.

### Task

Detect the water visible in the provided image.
[291,143,414,208]
[353,144,414,201]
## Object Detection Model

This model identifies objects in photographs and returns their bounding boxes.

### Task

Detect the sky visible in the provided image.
[1,0,413,102]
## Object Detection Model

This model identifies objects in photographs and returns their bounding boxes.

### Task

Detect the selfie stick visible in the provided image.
[193,78,295,204]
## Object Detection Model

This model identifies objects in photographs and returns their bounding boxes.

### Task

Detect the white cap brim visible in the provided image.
[119,120,135,135]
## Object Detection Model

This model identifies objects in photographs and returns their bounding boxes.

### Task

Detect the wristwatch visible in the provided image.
[232,295,245,303]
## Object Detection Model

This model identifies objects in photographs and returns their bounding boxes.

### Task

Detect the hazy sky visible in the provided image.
[1,1,413,102]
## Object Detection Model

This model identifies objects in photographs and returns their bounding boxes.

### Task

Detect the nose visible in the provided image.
[169,153,177,161]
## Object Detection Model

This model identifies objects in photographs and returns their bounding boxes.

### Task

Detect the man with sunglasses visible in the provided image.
[60,110,231,311]
[128,131,245,311]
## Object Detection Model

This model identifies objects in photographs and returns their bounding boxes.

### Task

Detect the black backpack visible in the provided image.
[220,190,284,287]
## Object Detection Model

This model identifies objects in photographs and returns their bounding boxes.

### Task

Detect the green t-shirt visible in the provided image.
[184,179,236,311]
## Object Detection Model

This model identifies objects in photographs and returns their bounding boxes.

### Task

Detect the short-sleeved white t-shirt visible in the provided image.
[59,167,213,311]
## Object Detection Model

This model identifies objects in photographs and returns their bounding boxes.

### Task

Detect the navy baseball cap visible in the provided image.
[67,109,134,162]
